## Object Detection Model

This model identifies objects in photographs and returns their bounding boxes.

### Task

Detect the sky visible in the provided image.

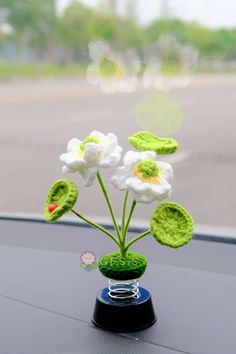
[57,0,236,28]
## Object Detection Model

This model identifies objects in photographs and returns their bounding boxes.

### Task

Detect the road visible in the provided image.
[0,75,236,229]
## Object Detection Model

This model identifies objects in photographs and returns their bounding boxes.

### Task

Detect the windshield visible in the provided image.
[0,0,235,230]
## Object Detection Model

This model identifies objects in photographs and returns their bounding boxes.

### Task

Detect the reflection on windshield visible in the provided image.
[0,0,235,229]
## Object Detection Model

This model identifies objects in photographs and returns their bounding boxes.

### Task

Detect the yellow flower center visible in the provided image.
[134,159,160,184]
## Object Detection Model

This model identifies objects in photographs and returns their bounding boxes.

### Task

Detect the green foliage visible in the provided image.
[117,19,146,50]
[184,23,236,59]
[146,18,187,44]
[207,29,236,58]
[92,14,117,42]
[1,0,236,68]
[0,64,86,79]
[185,22,212,57]
[44,179,78,222]
[0,0,57,42]
[226,30,236,59]
[146,19,236,60]
[59,1,94,51]
[129,131,178,155]
[98,251,147,280]
[150,202,194,248]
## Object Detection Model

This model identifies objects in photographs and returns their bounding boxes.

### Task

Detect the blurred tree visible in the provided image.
[207,29,234,59]
[0,0,57,61]
[117,18,145,51]
[226,30,236,60]
[0,0,236,68]
[146,19,188,44]
[59,1,94,61]
[92,14,117,42]
[185,22,212,57]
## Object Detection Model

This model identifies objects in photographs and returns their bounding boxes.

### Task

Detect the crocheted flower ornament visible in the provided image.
[60,131,122,186]
[111,150,173,203]
[44,129,194,279]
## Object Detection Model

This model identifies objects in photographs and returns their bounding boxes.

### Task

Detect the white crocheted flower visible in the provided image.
[111,151,173,203]
[60,131,122,186]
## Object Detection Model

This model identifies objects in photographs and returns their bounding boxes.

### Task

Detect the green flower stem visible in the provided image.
[121,191,129,239]
[123,200,137,241]
[96,171,122,243]
[71,209,119,246]
[125,229,150,251]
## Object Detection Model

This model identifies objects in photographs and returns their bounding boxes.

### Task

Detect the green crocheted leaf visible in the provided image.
[128,131,178,154]
[44,179,78,222]
[99,251,147,280]
[150,202,194,248]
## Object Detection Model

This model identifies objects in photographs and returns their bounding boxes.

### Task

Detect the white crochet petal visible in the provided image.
[139,151,157,160]
[123,151,142,167]
[105,133,118,148]
[100,146,123,168]
[67,138,81,152]
[111,166,129,190]
[62,165,70,173]
[59,152,82,172]
[123,150,157,168]
[125,176,147,192]
[158,161,173,181]
[127,178,157,203]
[79,165,97,186]
[90,130,105,140]
[126,176,170,203]
[83,143,103,167]
[150,179,171,200]
[133,191,155,203]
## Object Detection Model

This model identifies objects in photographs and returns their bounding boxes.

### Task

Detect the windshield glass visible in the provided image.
[0,0,235,230]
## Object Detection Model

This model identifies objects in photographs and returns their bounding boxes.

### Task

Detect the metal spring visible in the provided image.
[108,279,140,301]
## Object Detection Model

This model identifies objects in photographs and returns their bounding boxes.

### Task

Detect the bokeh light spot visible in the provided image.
[135,92,184,136]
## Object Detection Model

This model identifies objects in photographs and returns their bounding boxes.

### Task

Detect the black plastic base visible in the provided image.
[92,287,156,332]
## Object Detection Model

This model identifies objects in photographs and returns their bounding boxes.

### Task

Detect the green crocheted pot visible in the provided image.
[128,131,178,154]
[98,251,147,280]
[44,179,78,222]
[150,202,194,248]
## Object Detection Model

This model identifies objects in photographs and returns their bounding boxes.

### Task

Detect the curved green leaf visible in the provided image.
[150,202,194,248]
[44,179,78,222]
[128,131,178,154]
